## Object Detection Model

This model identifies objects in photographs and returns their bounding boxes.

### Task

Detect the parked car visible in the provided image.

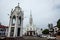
[37,34,42,37]
[47,36,56,40]
[41,35,47,38]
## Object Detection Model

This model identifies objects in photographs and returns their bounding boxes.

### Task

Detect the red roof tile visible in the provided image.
[0,25,7,28]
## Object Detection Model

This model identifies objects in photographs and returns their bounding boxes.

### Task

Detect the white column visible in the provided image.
[20,20,23,37]
[28,32,29,36]
[26,32,27,35]
[32,32,33,36]
[6,28,8,37]
[13,16,18,37]
[7,26,10,37]
[7,18,12,37]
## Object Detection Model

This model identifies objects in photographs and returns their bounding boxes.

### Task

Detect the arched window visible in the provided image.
[19,17,21,26]
[12,15,16,25]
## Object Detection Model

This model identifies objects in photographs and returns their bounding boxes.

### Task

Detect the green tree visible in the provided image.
[57,19,60,29]
[42,29,49,34]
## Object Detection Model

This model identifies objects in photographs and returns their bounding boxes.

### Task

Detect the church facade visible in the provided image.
[25,13,36,36]
[7,3,24,37]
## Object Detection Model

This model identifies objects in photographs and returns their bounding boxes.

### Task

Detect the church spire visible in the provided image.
[29,11,33,26]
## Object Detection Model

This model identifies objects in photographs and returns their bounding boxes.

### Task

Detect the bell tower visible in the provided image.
[8,3,24,37]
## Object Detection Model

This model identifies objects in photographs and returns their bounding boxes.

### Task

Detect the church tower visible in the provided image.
[8,3,24,37]
[29,12,33,26]
[25,11,36,36]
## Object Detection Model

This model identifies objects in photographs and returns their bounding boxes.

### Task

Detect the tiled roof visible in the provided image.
[0,25,7,28]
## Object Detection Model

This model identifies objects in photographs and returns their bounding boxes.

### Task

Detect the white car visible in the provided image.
[47,36,56,39]
[42,35,47,38]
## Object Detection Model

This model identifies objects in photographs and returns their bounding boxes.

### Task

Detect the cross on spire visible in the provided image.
[18,3,19,7]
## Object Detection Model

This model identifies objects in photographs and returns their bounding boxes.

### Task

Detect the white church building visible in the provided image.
[23,13,42,36]
[23,13,37,36]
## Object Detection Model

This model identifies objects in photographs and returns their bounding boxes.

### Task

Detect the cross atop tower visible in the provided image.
[15,3,20,8]
[18,3,19,7]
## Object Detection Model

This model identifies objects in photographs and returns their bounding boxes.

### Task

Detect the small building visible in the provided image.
[0,23,9,38]
[53,26,60,39]
[36,28,42,36]
[0,24,6,37]
[48,23,54,36]
[53,26,59,35]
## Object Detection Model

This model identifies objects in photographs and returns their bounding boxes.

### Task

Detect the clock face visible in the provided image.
[15,9,20,14]
[15,8,20,12]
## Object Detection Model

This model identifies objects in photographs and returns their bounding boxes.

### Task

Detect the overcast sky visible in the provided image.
[0,0,60,29]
